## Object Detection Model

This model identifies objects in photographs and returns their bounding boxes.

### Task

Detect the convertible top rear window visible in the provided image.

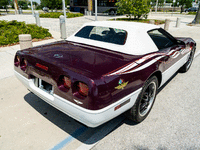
[75,26,127,45]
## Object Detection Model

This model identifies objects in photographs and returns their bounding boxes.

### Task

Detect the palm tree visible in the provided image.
[192,3,200,24]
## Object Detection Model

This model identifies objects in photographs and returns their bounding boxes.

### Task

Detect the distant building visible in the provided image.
[70,0,117,14]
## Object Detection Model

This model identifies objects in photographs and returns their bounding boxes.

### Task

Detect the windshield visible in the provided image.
[75,26,127,45]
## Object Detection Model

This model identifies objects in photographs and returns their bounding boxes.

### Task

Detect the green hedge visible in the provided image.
[113,18,165,25]
[39,12,84,18]
[0,20,52,46]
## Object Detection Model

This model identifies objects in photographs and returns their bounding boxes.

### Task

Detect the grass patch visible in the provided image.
[187,12,197,15]
[112,18,165,25]
[0,20,52,46]
[0,11,32,14]
[40,12,84,18]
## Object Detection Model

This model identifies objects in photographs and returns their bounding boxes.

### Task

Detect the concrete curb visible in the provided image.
[0,38,58,52]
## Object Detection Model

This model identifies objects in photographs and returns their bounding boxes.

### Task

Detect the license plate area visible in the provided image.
[34,78,53,95]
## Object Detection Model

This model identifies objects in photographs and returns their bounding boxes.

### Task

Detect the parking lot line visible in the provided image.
[76,115,125,150]
[51,126,88,150]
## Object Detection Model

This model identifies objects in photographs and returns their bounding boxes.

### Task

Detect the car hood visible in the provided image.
[20,41,142,78]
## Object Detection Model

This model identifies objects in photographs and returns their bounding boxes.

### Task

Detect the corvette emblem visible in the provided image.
[115,79,128,90]
[54,54,63,58]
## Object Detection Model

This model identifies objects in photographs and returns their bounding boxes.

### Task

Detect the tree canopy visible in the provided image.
[116,0,150,19]
[0,0,9,7]
[177,0,193,13]
[178,0,193,8]
[151,0,193,13]
[40,0,69,9]
[18,0,28,9]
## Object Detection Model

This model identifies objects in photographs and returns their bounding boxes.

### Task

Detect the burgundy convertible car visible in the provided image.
[14,21,196,127]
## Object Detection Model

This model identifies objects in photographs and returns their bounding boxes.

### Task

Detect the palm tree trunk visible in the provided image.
[14,0,19,14]
[5,6,8,13]
[180,5,184,14]
[193,3,200,24]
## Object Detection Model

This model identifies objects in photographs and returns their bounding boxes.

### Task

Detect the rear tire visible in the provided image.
[125,76,158,123]
[179,47,195,73]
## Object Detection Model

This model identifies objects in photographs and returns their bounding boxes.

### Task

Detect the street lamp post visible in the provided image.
[155,0,158,13]
[62,0,66,19]
[95,0,97,21]
[172,0,175,16]
[150,1,152,15]
[30,0,34,16]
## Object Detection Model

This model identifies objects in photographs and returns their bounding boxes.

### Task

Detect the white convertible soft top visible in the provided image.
[67,21,160,55]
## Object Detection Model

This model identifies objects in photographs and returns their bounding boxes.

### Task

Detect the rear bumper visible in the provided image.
[15,70,142,127]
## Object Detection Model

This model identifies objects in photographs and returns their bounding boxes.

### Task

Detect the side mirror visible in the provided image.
[177,40,185,45]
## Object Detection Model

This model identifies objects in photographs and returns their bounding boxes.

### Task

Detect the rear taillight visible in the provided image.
[63,76,71,89]
[14,55,20,67]
[78,82,89,97]
[57,76,71,92]
[14,55,28,72]
[57,76,89,98]
[189,45,193,51]
[20,58,27,71]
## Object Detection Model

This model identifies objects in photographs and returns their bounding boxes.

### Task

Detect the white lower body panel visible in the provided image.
[160,53,190,86]
[15,71,142,127]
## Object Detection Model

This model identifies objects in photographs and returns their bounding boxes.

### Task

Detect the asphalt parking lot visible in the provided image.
[0,13,200,150]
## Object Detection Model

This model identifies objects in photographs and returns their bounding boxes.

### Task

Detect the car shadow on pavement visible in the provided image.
[24,93,124,145]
